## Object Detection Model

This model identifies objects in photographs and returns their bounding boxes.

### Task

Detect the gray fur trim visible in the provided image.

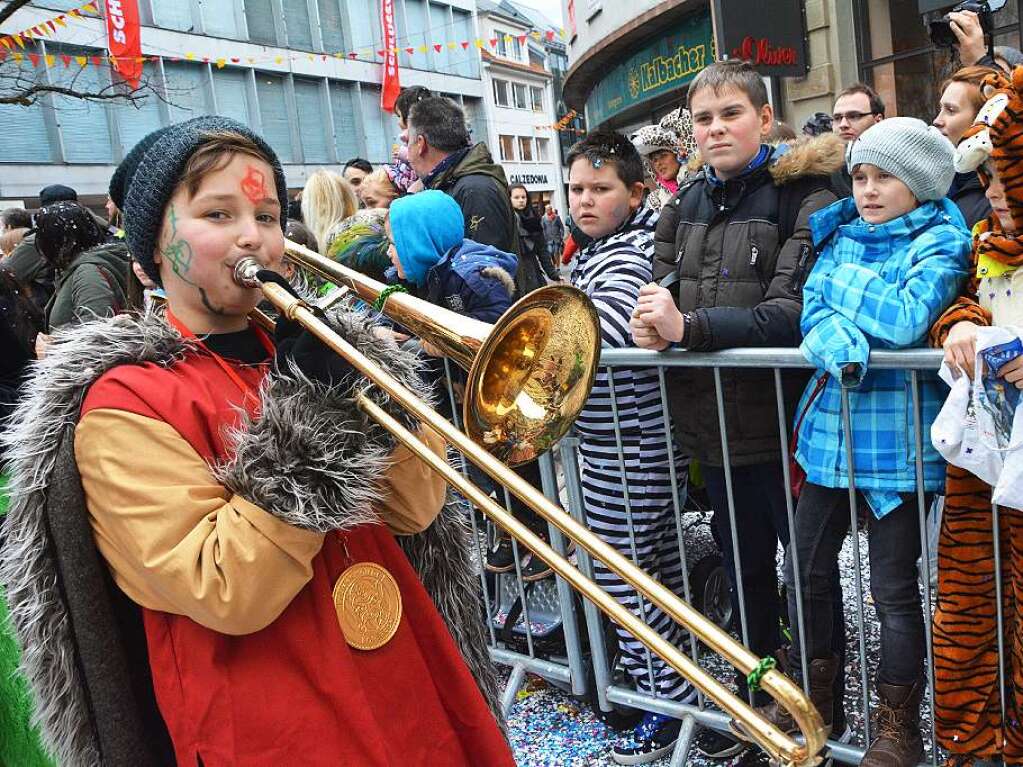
[398,493,506,731]
[215,307,432,532]
[0,310,187,767]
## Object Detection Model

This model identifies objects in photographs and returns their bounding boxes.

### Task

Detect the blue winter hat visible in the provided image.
[388,190,463,286]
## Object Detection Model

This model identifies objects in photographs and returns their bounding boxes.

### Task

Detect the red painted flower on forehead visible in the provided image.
[241,166,268,204]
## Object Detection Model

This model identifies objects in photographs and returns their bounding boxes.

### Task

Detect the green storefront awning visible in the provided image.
[586,10,713,127]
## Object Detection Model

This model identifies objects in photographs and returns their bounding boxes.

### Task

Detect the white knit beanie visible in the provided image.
[846,117,956,203]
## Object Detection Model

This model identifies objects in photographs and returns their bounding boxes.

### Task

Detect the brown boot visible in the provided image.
[728,655,838,742]
[859,681,924,767]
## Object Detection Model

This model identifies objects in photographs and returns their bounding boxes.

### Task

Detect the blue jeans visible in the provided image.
[703,464,846,709]
[785,482,927,687]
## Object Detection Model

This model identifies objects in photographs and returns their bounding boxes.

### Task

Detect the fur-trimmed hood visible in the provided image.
[685,132,846,185]
[0,308,503,766]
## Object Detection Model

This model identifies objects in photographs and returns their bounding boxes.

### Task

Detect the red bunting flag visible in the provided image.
[461,40,469,49]
[433,43,442,52]
[60,53,71,67]
[489,38,498,47]
[27,52,40,66]
[379,0,400,112]
[517,34,527,44]
[405,46,414,54]
[545,30,555,40]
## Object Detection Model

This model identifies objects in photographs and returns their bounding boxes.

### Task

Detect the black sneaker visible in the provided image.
[485,539,517,573]
[694,727,747,759]
[725,747,771,767]
[611,712,681,765]
[521,552,554,581]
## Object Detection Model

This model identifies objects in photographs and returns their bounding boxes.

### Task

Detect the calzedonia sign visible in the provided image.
[713,0,808,77]
[586,11,713,127]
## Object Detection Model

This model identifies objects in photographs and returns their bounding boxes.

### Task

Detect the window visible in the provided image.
[512,83,528,110]
[452,9,478,77]
[200,0,238,38]
[403,0,429,68]
[212,67,249,123]
[429,2,452,72]
[499,135,516,162]
[495,30,509,58]
[256,73,294,163]
[535,137,550,162]
[318,0,345,53]
[283,0,313,50]
[246,0,277,44]
[112,62,164,152]
[47,45,114,163]
[528,48,545,69]
[361,85,399,163]
[530,86,544,112]
[294,78,330,163]
[152,0,192,31]
[0,45,57,162]
[493,79,510,107]
[330,81,361,163]
[518,137,533,162]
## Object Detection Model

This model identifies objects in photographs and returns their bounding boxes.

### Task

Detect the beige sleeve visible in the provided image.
[75,408,326,636]
[375,428,450,535]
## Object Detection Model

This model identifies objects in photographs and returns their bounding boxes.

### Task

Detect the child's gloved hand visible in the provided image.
[260,270,359,390]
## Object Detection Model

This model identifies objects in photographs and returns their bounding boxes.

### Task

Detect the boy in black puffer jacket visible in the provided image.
[630,60,848,759]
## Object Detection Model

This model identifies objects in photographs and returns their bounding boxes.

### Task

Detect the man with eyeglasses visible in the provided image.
[830,83,886,196]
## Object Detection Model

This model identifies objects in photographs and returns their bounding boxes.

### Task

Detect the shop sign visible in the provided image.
[509,173,551,186]
[585,10,712,127]
[713,0,808,76]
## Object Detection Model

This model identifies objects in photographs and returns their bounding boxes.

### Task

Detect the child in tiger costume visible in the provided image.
[930,65,1023,766]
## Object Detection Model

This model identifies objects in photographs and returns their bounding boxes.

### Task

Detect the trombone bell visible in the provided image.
[467,285,599,465]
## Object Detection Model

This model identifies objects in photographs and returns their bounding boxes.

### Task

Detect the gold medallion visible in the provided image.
[333,562,402,651]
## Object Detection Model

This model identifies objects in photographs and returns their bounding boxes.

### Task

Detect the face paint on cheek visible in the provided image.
[241,166,268,205]
[162,205,195,282]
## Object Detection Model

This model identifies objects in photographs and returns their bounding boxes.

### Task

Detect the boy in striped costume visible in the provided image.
[567,130,695,765]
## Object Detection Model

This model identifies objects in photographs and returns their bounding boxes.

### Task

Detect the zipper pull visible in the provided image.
[675,247,684,264]
[749,244,759,266]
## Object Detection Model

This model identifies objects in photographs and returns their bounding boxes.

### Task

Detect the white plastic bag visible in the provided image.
[932,326,1023,506]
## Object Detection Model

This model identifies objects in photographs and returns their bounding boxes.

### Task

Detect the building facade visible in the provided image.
[477,0,565,214]
[561,0,1023,142]
[0,0,487,207]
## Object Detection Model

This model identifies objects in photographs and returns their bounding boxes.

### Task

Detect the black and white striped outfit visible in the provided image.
[571,207,695,702]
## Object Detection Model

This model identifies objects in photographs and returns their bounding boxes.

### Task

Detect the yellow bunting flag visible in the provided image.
[44,54,55,67]
[12,52,23,62]
[82,2,98,13]
[185,52,196,60]
[54,16,67,27]
[74,55,86,66]
[215,58,226,68]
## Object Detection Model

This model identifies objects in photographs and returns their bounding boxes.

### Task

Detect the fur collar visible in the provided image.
[685,132,846,185]
[0,308,503,766]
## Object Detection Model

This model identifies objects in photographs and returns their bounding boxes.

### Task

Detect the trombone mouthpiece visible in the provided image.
[233,257,262,288]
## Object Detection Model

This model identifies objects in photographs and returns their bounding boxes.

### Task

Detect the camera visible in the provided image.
[928,0,1005,48]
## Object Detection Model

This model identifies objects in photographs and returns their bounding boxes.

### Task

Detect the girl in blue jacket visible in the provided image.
[733,117,971,767]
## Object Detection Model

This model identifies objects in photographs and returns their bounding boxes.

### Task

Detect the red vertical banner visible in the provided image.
[104,0,142,88]
[380,0,400,112]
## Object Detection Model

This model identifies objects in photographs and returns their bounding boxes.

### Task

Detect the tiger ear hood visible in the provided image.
[960,65,1023,229]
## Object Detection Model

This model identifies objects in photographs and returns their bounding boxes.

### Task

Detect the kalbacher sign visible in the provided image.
[712,0,807,77]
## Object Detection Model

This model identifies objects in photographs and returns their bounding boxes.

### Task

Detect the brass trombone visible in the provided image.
[235,243,828,767]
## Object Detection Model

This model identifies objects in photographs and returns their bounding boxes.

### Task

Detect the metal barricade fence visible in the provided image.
[443,347,1012,766]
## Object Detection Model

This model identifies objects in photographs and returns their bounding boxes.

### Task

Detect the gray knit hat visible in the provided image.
[123,116,288,285]
[846,117,956,203]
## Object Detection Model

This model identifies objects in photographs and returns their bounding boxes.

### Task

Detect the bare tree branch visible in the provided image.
[0,81,152,106]
[0,0,33,27]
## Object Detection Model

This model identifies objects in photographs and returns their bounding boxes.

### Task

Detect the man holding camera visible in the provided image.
[942,4,1022,71]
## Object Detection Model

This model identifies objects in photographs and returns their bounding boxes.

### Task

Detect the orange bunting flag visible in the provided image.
[0,38,10,50]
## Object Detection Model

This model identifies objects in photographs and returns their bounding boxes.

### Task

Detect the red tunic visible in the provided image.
[80,345,513,767]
